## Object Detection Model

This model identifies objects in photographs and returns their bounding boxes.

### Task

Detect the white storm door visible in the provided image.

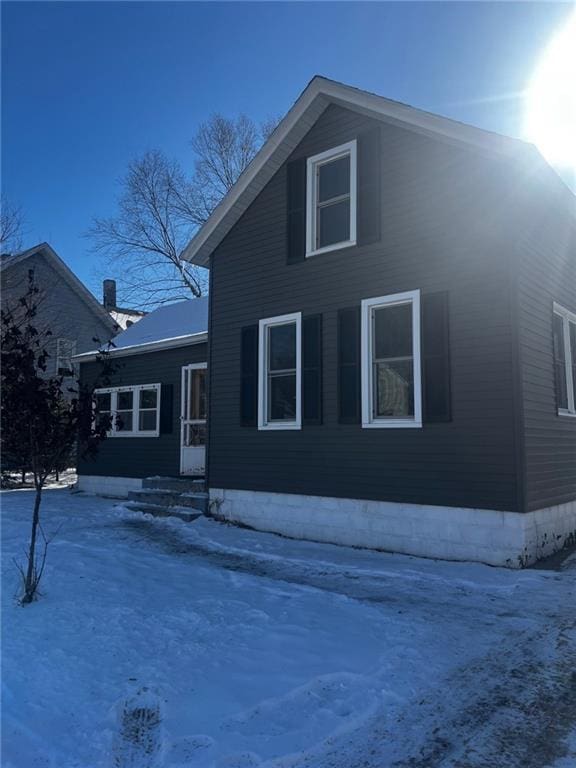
[180,363,207,475]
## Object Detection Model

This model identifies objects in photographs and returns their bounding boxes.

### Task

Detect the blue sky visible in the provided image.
[2,1,573,296]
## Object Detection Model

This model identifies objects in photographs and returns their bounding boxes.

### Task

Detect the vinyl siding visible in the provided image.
[1,252,115,374]
[77,342,207,479]
[514,185,576,511]
[207,104,521,512]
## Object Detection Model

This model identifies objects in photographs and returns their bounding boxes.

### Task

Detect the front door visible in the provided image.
[180,363,207,475]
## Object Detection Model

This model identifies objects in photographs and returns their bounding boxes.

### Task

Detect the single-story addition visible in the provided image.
[74,298,208,497]
[181,76,576,568]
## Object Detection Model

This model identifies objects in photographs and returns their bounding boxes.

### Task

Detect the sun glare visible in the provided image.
[525,12,576,171]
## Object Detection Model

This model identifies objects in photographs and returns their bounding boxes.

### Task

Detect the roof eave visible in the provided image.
[1,243,118,331]
[182,80,329,268]
[72,331,208,363]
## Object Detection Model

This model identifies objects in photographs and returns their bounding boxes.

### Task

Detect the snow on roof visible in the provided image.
[109,308,146,331]
[112,297,208,351]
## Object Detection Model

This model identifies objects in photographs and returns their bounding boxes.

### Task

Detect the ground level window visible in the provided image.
[258,313,302,430]
[116,390,134,432]
[94,383,161,436]
[94,392,112,430]
[361,290,422,428]
[139,388,159,431]
[553,302,576,416]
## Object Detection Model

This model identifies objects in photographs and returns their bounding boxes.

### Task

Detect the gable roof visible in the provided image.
[182,75,545,268]
[1,242,118,332]
[73,297,208,361]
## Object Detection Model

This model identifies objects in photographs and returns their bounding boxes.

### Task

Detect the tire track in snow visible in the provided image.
[274,619,576,768]
[114,516,544,625]
[112,514,576,767]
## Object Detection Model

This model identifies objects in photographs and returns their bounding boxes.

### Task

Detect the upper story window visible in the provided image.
[56,338,77,376]
[306,140,357,258]
[361,290,422,429]
[553,302,576,417]
[258,312,302,430]
[94,384,161,437]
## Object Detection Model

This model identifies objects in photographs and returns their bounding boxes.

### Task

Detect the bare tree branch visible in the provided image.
[1,196,25,254]
[87,150,205,307]
[87,113,280,308]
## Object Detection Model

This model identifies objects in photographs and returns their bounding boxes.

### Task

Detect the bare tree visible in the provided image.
[88,113,279,308]
[191,114,277,223]
[1,196,24,254]
[1,273,115,604]
[88,150,204,307]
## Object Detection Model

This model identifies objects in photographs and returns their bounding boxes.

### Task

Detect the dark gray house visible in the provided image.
[75,298,208,496]
[0,243,118,377]
[181,76,576,567]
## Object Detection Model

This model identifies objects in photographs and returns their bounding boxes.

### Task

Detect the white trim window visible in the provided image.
[258,313,302,430]
[94,384,161,437]
[56,338,77,376]
[361,290,422,428]
[306,140,357,258]
[553,302,576,417]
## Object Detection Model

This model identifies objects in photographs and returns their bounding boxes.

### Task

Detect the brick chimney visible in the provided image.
[103,279,117,309]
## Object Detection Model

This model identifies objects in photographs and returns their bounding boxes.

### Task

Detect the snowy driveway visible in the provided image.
[2,488,576,768]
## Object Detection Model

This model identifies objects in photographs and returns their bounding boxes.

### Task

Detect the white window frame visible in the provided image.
[306,140,357,258]
[361,290,422,429]
[553,302,576,417]
[94,383,161,437]
[56,338,77,375]
[258,312,302,431]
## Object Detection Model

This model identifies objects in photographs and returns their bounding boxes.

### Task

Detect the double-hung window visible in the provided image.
[306,140,357,257]
[553,303,576,417]
[361,290,422,428]
[94,384,161,436]
[56,338,77,376]
[258,313,301,430]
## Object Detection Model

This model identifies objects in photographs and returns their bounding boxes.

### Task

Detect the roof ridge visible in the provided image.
[310,75,530,148]
[0,242,118,331]
[182,76,555,267]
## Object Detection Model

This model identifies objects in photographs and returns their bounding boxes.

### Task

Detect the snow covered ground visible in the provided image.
[2,488,576,768]
[1,467,77,491]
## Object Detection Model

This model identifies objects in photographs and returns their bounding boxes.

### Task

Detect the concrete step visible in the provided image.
[143,477,205,493]
[128,489,208,514]
[123,500,202,523]
[178,492,210,514]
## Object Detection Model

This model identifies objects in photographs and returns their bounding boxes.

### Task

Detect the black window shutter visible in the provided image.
[338,307,361,423]
[159,383,173,434]
[422,292,451,423]
[552,313,564,412]
[357,127,381,247]
[302,314,322,425]
[240,325,259,426]
[287,157,307,264]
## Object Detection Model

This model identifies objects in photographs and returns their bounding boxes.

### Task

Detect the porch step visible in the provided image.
[143,477,206,493]
[128,489,208,514]
[123,500,203,523]
[128,477,209,521]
